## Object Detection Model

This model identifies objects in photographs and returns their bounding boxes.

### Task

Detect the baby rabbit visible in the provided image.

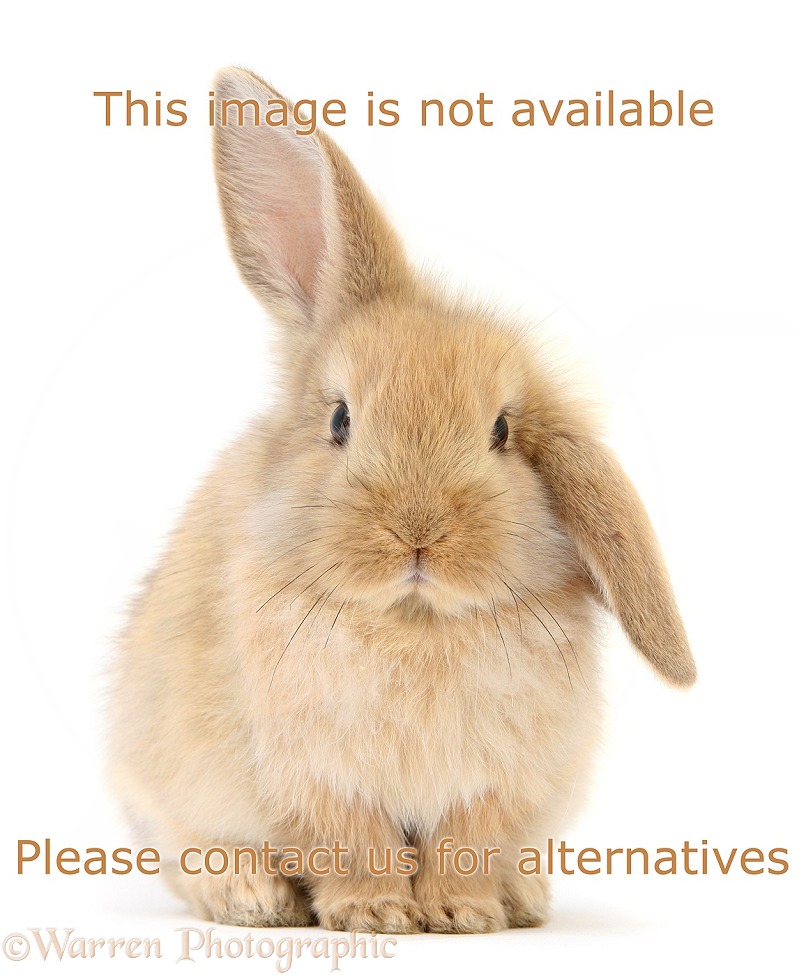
[108,67,695,934]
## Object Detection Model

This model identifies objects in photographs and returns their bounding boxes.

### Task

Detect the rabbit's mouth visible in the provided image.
[405,568,431,587]
[401,547,436,589]
[399,564,440,603]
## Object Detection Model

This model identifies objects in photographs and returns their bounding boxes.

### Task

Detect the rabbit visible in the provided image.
[107,66,696,935]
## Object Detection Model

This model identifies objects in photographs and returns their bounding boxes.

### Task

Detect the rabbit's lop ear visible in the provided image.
[213,68,408,333]
[527,427,696,688]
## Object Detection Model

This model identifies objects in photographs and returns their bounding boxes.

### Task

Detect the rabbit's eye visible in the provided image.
[491,415,508,450]
[330,403,350,445]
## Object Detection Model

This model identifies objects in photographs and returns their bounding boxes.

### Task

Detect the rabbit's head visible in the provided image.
[213,68,695,688]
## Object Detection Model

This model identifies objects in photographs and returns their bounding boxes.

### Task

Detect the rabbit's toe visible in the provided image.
[318,894,425,934]
[194,869,312,928]
[419,894,507,934]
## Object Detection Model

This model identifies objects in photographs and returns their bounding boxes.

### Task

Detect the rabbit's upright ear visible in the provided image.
[524,421,696,688]
[212,68,408,334]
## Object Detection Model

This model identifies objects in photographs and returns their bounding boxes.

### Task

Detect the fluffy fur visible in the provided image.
[107,67,695,934]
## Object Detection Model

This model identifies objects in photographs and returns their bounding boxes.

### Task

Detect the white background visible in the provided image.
[1,1,803,973]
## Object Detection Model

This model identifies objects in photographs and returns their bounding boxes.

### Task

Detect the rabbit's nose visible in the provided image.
[386,524,447,551]
[384,492,452,550]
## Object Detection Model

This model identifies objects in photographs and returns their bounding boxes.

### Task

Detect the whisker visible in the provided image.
[260,536,325,573]
[490,517,554,543]
[310,580,342,632]
[268,588,331,691]
[510,588,575,697]
[300,581,345,683]
[481,489,511,503]
[298,481,361,514]
[288,561,343,607]
[311,487,364,515]
[324,599,347,650]
[496,569,523,654]
[351,471,371,492]
[256,563,319,613]
[488,597,512,679]
[494,568,575,694]
[316,489,344,508]
[511,573,587,689]
[501,529,536,547]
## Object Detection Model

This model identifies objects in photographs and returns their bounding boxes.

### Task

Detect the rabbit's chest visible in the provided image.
[252,616,595,826]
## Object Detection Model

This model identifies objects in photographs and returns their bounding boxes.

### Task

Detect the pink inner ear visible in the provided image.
[220,111,328,308]
[215,69,409,326]
[269,200,326,302]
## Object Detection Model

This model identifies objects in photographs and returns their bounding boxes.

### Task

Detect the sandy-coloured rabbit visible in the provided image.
[108,67,696,934]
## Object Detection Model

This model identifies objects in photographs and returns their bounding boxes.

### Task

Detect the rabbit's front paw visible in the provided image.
[317,894,425,934]
[193,869,312,928]
[417,893,507,934]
